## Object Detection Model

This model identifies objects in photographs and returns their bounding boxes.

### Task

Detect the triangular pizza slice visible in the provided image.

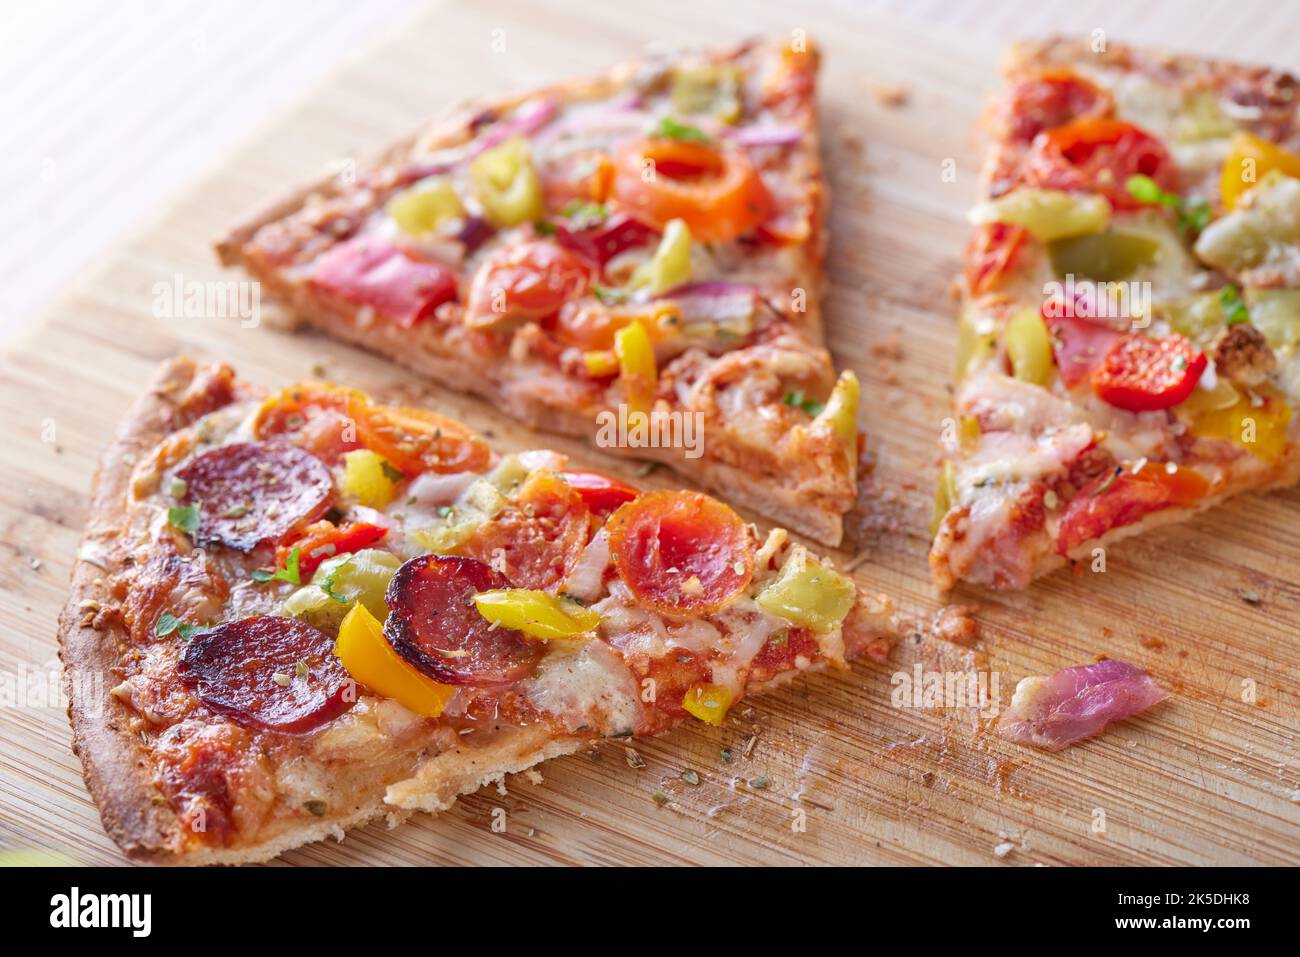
[932,38,1300,589]
[217,37,858,546]
[60,358,897,864]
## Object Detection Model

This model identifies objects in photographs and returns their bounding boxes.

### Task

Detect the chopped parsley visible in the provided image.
[154,612,203,641]
[1220,283,1250,326]
[533,218,557,236]
[783,389,824,416]
[319,557,355,604]
[591,283,632,305]
[167,503,201,536]
[380,460,407,484]
[648,115,712,143]
[251,546,301,586]
[680,769,701,786]
[560,200,609,229]
[1125,174,1211,234]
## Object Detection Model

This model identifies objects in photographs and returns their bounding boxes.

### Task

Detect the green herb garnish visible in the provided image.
[560,200,610,228]
[1125,174,1212,234]
[154,612,203,641]
[380,460,407,484]
[533,219,557,236]
[251,546,301,586]
[167,503,201,536]
[783,390,824,416]
[648,115,712,143]
[1220,284,1250,326]
[592,283,632,305]
[319,557,355,604]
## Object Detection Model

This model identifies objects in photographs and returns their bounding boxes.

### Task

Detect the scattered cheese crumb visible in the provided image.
[993,841,1015,858]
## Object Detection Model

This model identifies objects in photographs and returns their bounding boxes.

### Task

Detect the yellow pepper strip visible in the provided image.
[969,187,1110,243]
[473,589,599,640]
[812,370,860,445]
[470,136,543,227]
[1004,307,1053,386]
[388,177,465,237]
[682,683,734,726]
[631,218,692,295]
[1221,131,1300,210]
[342,449,399,508]
[955,314,997,384]
[930,459,957,537]
[583,349,620,378]
[334,603,454,717]
[1184,384,1292,463]
[754,548,856,632]
[614,320,657,419]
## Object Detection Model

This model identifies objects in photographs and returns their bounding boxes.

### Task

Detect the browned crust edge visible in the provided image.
[57,356,205,861]
[215,40,845,546]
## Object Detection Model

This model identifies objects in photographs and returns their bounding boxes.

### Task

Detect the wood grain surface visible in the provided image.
[2,0,1298,866]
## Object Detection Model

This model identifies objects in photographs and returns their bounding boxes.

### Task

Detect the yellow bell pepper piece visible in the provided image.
[632,218,692,295]
[342,449,399,508]
[671,64,743,124]
[812,370,860,445]
[470,136,543,227]
[1004,307,1053,386]
[682,683,734,726]
[1185,384,1292,463]
[388,177,464,237]
[754,548,856,632]
[472,589,599,640]
[969,187,1110,243]
[334,603,454,717]
[930,459,957,537]
[1221,131,1300,210]
[614,319,657,419]
[955,314,997,384]
[583,349,620,378]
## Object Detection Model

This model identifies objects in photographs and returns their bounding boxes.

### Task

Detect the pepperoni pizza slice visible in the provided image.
[60,357,897,864]
[932,38,1300,589]
[216,37,859,547]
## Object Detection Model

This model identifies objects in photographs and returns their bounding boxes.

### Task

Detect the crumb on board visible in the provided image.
[993,841,1016,859]
[871,83,910,108]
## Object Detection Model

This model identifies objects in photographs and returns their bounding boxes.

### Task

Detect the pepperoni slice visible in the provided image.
[1024,118,1177,211]
[176,442,333,552]
[605,490,753,615]
[997,69,1113,143]
[383,555,542,685]
[460,470,591,591]
[179,615,356,734]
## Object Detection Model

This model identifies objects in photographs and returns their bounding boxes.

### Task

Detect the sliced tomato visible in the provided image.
[1025,118,1177,210]
[560,470,640,516]
[460,470,591,591]
[1044,310,1125,388]
[610,137,774,243]
[254,383,367,464]
[540,149,614,210]
[999,69,1113,143]
[311,236,458,328]
[966,222,1027,295]
[553,211,658,267]
[277,520,388,578]
[383,555,542,685]
[605,490,753,615]
[464,239,591,329]
[1057,463,1210,555]
[351,401,491,476]
[1091,332,1207,412]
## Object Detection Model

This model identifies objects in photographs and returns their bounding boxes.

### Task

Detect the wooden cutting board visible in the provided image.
[2,0,1298,867]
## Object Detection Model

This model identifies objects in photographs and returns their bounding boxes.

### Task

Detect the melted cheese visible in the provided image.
[524,640,646,736]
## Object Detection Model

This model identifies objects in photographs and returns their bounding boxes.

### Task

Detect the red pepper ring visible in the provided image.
[1091,332,1206,412]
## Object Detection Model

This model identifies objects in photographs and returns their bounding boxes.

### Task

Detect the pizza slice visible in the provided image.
[216,37,859,546]
[931,38,1300,590]
[59,357,897,864]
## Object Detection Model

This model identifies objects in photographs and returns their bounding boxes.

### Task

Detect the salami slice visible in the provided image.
[383,555,543,686]
[606,490,753,615]
[176,441,333,552]
[179,615,356,734]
